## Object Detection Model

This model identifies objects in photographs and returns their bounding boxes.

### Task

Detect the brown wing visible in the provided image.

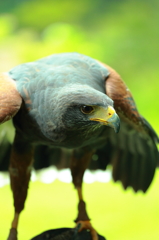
[98,62,158,192]
[0,73,22,124]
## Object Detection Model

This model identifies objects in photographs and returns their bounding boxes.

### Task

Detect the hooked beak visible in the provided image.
[90,106,120,133]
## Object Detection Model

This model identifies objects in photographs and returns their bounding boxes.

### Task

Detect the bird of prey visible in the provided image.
[0,53,158,240]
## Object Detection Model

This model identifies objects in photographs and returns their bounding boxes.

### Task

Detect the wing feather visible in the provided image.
[97,61,158,192]
[0,73,22,124]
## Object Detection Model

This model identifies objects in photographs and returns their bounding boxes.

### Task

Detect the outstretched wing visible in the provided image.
[98,62,158,192]
[0,73,22,171]
[0,73,22,124]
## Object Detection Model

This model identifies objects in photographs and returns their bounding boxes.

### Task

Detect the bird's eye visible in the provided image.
[81,105,94,114]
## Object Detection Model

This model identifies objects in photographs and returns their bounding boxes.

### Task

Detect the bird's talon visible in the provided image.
[76,222,82,232]
[75,220,98,240]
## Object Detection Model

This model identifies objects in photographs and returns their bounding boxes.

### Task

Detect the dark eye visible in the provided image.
[81,105,94,114]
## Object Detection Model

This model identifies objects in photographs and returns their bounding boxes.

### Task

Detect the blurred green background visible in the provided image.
[0,0,159,239]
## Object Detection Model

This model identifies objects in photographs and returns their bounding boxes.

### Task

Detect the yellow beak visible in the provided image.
[90,106,120,133]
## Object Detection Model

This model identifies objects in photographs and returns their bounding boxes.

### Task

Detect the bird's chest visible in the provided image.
[60,126,108,149]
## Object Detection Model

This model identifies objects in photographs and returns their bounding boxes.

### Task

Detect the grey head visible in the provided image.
[29,84,120,148]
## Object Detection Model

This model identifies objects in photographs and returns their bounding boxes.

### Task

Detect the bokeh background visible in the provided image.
[0,0,159,239]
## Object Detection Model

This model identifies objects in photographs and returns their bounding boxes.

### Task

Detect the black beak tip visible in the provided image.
[114,117,120,133]
[114,123,120,133]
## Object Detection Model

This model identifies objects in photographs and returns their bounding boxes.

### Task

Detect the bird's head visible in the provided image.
[81,105,120,133]
[59,84,120,134]
[33,84,120,147]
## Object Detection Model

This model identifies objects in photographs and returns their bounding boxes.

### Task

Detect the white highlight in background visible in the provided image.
[0,167,112,187]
